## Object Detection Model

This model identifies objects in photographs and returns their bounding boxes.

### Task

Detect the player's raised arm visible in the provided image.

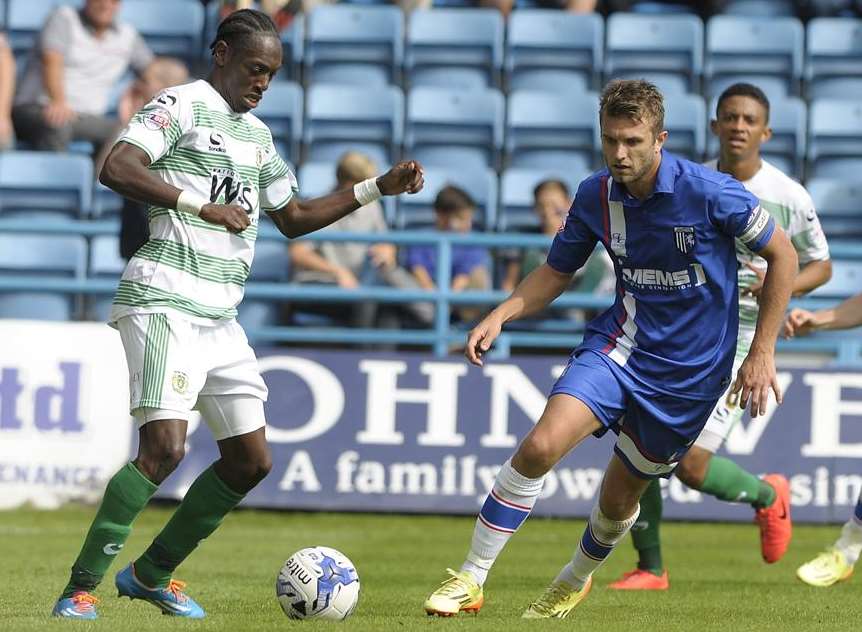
[266,161,424,239]
[732,225,797,417]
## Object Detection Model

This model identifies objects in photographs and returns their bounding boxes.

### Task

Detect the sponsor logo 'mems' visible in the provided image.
[622,264,706,290]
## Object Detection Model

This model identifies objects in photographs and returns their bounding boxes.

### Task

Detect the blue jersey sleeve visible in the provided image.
[710,178,775,252]
[546,186,599,274]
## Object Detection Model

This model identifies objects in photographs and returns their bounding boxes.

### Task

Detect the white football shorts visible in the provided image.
[117,313,268,440]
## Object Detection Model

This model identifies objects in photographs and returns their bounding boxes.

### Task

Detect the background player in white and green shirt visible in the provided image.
[51,9,424,621]
[611,83,832,591]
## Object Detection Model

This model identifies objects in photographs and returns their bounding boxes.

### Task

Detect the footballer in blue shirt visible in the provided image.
[423,79,798,620]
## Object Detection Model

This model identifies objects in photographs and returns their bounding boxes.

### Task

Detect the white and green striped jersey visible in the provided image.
[704,159,830,328]
[109,79,298,326]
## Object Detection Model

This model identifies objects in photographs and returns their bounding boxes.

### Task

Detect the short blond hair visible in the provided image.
[336,151,377,185]
[599,79,665,137]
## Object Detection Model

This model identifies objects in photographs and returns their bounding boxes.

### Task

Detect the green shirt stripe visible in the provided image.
[114,280,238,320]
[135,238,249,286]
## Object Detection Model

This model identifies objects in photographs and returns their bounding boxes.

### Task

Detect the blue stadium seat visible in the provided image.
[0,151,92,217]
[723,0,796,16]
[499,167,587,231]
[396,165,498,231]
[0,232,86,321]
[91,183,123,219]
[309,64,389,87]
[807,178,862,239]
[298,161,395,225]
[808,99,862,177]
[237,239,291,332]
[805,18,862,100]
[280,12,304,81]
[707,96,806,179]
[304,5,402,85]
[303,84,403,166]
[610,72,689,96]
[605,13,703,93]
[85,234,124,321]
[629,1,697,13]
[706,75,790,101]
[764,97,807,179]
[405,87,504,170]
[662,93,705,161]
[254,81,303,163]
[705,16,804,97]
[505,90,599,171]
[811,260,862,298]
[505,11,602,92]
[406,8,504,89]
[118,0,203,65]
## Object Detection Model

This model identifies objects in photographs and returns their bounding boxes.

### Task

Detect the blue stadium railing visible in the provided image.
[1,218,862,362]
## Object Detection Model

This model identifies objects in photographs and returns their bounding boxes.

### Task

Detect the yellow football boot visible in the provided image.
[797,548,854,587]
[521,576,592,619]
[424,569,484,617]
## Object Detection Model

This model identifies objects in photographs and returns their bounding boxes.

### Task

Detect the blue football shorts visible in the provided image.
[550,349,720,479]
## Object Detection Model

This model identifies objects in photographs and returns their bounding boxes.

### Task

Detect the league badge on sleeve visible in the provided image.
[674,226,696,254]
[143,107,172,131]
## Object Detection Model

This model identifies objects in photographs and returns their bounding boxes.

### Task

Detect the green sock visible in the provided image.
[700,456,776,509]
[632,478,664,574]
[61,463,158,598]
[133,466,244,587]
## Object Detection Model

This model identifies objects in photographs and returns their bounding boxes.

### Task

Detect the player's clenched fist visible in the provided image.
[200,203,251,233]
[377,160,425,196]
[782,308,819,338]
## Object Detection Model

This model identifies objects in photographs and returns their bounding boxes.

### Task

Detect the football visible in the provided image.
[276,546,360,621]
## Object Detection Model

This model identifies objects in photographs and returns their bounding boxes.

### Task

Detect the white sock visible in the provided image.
[836,494,862,565]
[557,503,640,589]
[460,459,545,586]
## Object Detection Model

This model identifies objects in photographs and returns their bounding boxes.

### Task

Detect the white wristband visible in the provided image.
[176,190,207,216]
[353,177,382,206]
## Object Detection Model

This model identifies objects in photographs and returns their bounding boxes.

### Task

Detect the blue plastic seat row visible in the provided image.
[2,94,861,220]
[6,4,862,100]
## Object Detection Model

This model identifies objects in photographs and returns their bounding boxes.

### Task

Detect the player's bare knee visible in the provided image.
[513,435,557,478]
[677,449,710,489]
[135,442,185,483]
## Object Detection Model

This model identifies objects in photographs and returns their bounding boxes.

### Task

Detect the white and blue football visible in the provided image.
[276,546,360,621]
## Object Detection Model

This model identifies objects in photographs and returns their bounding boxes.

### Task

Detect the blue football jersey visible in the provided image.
[547,151,774,401]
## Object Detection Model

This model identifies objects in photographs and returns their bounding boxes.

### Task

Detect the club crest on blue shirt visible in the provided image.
[674,226,696,254]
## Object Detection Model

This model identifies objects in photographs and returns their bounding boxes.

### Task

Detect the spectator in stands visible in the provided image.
[479,0,596,16]
[501,179,615,297]
[406,185,491,323]
[12,0,154,156]
[0,33,15,151]
[218,1,295,32]
[289,151,432,328]
[116,58,190,260]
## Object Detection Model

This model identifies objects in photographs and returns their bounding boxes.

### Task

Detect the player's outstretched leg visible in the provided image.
[424,393,601,617]
[797,491,862,587]
[676,447,792,564]
[608,478,669,590]
[523,455,642,619]
[125,412,271,618]
[51,462,159,619]
[424,458,544,616]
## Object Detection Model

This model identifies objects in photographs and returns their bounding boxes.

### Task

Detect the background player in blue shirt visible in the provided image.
[423,79,798,619]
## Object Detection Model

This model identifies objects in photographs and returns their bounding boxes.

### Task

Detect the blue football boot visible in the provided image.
[52,591,99,619]
[115,563,205,618]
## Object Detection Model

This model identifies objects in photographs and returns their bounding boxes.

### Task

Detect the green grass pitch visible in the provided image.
[2,505,858,631]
